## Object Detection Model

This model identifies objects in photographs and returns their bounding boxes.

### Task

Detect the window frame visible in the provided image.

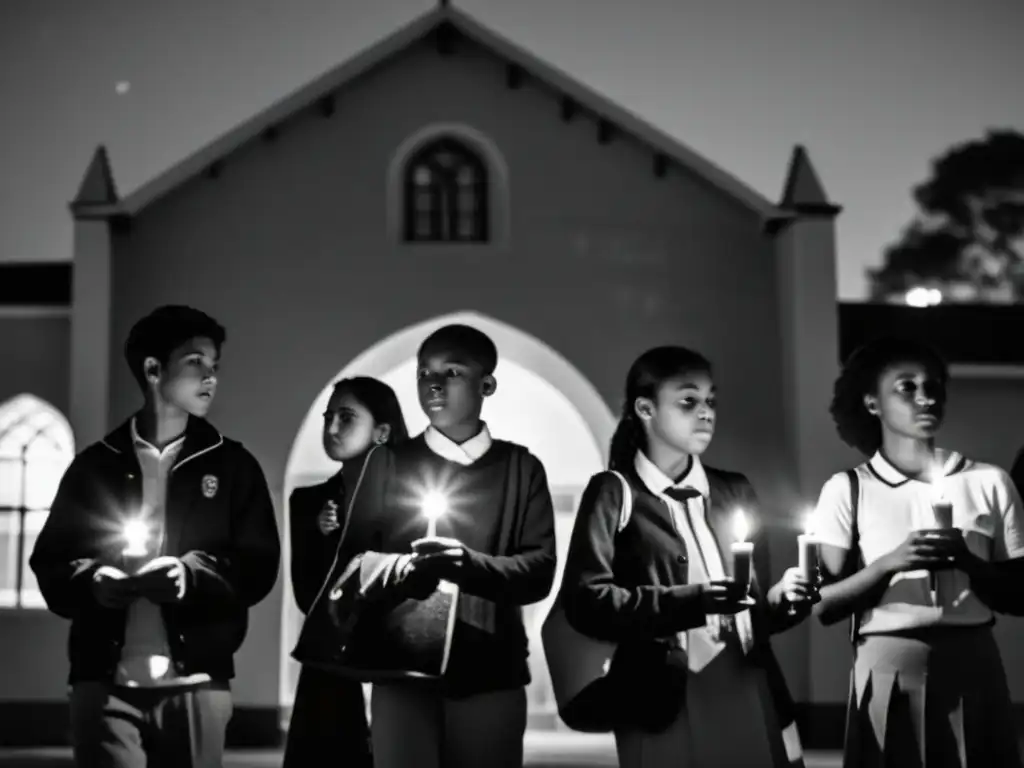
[401,137,490,244]
[0,395,74,609]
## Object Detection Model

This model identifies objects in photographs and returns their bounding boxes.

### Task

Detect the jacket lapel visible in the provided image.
[99,419,144,526]
[704,472,738,579]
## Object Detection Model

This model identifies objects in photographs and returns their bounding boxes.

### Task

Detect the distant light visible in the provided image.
[115,81,131,95]
[904,287,942,307]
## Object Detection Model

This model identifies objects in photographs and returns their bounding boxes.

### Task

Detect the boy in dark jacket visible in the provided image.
[30,305,280,768]
[332,324,557,768]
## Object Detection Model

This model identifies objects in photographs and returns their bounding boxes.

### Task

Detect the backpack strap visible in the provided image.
[845,468,862,644]
[608,470,633,533]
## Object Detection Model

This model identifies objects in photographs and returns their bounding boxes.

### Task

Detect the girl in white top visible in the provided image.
[814,337,1024,767]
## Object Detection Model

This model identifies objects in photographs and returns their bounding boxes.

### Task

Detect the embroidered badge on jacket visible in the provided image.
[202,475,219,499]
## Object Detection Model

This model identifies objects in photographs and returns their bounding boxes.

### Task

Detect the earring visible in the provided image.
[375,436,387,445]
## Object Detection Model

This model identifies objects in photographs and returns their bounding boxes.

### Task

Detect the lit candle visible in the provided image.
[731,508,754,593]
[797,510,818,582]
[121,518,149,574]
[931,476,953,530]
[929,472,953,606]
[421,490,448,539]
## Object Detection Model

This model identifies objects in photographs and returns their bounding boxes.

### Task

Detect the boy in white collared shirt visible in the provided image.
[334,324,557,768]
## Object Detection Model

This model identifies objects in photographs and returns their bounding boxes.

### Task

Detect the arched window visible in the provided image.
[0,394,75,608]
[403,137,489,243]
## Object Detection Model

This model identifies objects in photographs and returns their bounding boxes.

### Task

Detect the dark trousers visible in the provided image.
[69,680,233,768]
[283,666,372,768]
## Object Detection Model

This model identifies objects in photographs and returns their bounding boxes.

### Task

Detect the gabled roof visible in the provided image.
[78,3,787,221]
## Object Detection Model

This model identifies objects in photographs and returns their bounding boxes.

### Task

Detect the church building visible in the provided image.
[2,0,1022,748]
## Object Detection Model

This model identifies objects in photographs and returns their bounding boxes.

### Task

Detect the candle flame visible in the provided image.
[122,519,149,557]
[421,490,448,522]
[733,508,750,543]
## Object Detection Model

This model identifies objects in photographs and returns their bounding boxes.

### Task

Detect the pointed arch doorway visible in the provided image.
[279,311,615,730]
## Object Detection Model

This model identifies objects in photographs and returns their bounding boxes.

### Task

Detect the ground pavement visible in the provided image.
[0,731,844,767]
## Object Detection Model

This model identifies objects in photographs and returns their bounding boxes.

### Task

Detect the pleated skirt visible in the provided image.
[615,643,793,768]
[844,626,1022,768]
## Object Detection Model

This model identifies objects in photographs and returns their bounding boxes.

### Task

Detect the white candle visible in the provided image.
[121,518,149,574]
[932,480,953,530]
[731,509,753,591]
[797,511,818,581]
[421,490,448,539]
[928,473,953,606]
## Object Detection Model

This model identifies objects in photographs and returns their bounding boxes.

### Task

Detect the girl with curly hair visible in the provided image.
[814,337,1024,767]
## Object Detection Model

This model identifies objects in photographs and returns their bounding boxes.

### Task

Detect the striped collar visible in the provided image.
[867,448,969,488]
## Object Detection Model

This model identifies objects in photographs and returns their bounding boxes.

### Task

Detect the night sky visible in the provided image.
[2,0,1022,299]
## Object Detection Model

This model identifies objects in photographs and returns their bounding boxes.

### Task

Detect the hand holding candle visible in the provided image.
[928,473,955,605]
[731,508,753,595]
[788,510,819,616]
[411,490,465,585]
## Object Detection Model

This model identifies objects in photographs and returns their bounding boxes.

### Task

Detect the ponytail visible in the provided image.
[608,409,644,473]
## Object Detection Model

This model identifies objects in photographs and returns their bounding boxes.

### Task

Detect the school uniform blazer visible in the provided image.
[29,416,281,684]
[289,472,346,616]
[561,464,798,725]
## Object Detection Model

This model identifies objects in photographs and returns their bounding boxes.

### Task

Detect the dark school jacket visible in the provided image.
[326,435,557,696]
[561,464,800,730]
[29,415,281,684]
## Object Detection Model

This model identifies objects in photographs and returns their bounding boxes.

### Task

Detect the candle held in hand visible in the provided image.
[121,518,149,574]
[731,509,753,593]
[928,470,953,606]
[932,480,953,530]
[421,490,448,539]
[797,511,818,581]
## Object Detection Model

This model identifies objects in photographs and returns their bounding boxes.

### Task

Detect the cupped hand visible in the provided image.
[317,501,340,536]
[780,567,818,604]
[882,530,959,574]
[700,578,749,615]
[92,565,135,609]
[132,556,187,603]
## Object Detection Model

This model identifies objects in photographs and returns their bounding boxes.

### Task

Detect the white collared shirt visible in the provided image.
[633,451,754,657]
[116,418,210,688]
[423,423,493,466]
[814,447,1024,634]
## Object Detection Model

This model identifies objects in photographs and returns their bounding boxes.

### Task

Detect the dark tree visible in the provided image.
[869,129,1024,303]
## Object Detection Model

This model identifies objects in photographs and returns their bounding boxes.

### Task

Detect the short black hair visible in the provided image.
[830,337,949,456]
[124,305,226,390]
[417,324,498,375]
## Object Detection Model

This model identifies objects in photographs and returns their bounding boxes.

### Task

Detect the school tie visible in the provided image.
[664,487,702,503]
[663,487,729,671]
